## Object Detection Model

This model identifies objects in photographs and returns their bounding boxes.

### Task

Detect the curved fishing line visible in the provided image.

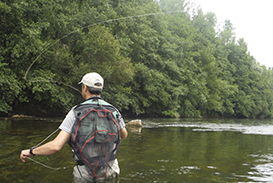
[26,128,73,171]
[24,10,183,91]
[27,157,65,171]
[22,9,183,174]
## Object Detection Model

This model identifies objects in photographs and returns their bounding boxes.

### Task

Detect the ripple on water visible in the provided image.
[235,154,273,182]
[144,121,273,135]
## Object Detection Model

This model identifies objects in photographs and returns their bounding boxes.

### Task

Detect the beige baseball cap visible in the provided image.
[78,72,104,89]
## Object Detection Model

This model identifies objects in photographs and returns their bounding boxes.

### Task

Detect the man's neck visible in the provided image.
[85,94,100,100]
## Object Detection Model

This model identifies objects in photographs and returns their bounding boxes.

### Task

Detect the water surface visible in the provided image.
[1,118,273,182]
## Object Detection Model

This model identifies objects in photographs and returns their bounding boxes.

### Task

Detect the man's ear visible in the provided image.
[83,85,88,92]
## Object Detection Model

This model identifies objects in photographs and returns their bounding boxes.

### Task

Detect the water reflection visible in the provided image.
[1,118,273,182]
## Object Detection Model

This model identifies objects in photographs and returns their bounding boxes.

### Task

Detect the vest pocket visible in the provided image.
[95,131,107,143]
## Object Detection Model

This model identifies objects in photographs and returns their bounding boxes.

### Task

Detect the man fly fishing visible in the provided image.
[20,72,128,182]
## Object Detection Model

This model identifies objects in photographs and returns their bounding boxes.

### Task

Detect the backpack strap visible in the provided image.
[75,98,120,123]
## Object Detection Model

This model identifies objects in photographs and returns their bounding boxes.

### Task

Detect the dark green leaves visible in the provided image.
[1,0,273,119]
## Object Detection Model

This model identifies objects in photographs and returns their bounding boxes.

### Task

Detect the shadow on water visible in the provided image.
[1,118,273,182]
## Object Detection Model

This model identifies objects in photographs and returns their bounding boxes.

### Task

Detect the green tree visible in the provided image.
[0,0,134,116]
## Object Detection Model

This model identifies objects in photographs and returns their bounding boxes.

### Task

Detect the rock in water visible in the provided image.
[127,119,142,127]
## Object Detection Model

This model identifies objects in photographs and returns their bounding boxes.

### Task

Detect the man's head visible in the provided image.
[79,72,104,96]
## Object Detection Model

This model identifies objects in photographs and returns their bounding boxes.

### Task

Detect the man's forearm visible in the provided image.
[20,130,71,162]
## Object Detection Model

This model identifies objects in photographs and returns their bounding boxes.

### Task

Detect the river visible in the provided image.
[1,118,273,182]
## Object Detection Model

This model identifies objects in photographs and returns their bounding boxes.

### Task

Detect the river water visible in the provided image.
[1,118,273,182]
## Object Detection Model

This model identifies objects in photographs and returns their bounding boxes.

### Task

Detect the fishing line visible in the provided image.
[23,11,183,170]
[26,128,73,171]
[27,157,66,171]
[22,10,183,176]
[24,11,183,92]
[34,128,59,147]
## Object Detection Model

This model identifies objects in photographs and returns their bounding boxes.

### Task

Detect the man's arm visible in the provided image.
[20,130,70,162]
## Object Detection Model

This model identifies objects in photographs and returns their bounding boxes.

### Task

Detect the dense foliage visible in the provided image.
[1,0,273,118]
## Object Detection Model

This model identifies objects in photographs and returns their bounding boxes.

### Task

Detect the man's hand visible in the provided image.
[20,149,31,162]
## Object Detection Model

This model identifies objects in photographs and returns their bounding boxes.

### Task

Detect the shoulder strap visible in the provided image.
[74,99,119,121]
